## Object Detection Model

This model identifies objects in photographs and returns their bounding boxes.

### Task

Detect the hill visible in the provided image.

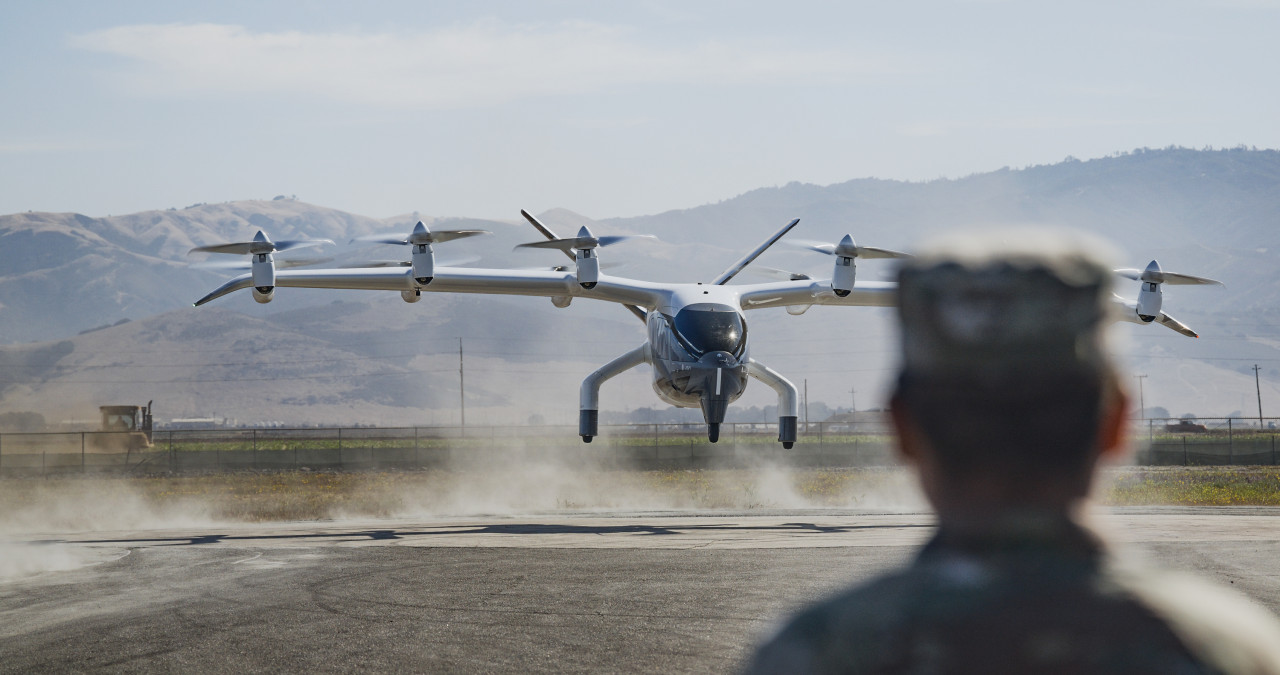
[1,147,1278,425]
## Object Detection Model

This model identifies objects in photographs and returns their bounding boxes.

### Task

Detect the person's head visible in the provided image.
[889,229,1129,514]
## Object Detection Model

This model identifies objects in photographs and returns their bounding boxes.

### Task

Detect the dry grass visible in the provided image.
[1,466,1276,527]
[1102,466,1280,506]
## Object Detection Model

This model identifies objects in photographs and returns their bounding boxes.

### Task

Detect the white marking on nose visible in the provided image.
[716,368,723,395]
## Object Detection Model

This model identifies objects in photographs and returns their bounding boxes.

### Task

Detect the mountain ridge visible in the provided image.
[1,147,1277,424]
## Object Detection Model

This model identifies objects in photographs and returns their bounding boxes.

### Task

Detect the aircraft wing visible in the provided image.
[1110,295,1201,338]
[736,280,898,310]
[194,267,668,309]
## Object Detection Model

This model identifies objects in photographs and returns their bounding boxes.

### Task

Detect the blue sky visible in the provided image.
[2,1,1278,220]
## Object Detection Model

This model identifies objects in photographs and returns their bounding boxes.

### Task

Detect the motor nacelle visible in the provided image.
[1136,281,1162,322]
[252,286,274,304]
[576,247,599,289]
[830,234,858,297]
[401,289,421,303]
[412,244,434,285]
[831,255,856,297]
[251,252,275,289]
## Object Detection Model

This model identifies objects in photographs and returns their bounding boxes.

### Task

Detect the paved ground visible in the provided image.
[3,507,1280,673]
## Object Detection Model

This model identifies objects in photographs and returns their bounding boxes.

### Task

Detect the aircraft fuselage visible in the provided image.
[644,285,751,430]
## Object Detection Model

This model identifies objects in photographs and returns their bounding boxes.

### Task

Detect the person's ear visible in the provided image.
[1096,385,1130,461]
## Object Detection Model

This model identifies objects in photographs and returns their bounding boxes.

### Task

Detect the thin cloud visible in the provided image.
[69,21,896,109]
[896,116,1142,137]
[0,139,131,154]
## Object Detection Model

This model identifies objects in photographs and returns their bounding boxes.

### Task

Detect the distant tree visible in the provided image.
[0,411,45,431]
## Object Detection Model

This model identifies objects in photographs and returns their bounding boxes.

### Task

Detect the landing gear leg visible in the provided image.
[579,345,649,444]
[779,416,797,449]
[746,359,799,448]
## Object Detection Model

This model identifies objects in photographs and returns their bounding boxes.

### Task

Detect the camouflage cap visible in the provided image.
[896,229,1118,381]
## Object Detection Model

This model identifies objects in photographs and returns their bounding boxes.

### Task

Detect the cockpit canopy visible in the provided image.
[671,304,747,358]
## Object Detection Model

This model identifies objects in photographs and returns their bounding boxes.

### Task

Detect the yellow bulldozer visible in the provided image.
[97,401,154,451]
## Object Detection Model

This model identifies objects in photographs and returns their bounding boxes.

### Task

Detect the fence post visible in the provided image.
[337,427,343,469]
[42,451,46,478]
[414,426,420,467]
[252,429,257,469]
[1228,418,1233,465]
[81,432,86,473]
[1183,435,1187,466]
[168,431,174,471]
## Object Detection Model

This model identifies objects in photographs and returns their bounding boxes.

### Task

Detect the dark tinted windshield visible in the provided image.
[672,305,746,357]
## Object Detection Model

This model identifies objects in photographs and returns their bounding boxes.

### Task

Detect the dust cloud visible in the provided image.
[0,479,219,581]
[0,444,928,580]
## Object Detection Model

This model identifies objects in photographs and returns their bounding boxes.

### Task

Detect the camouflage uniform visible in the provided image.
[747,514,1280,674]
[747,231,1280,674]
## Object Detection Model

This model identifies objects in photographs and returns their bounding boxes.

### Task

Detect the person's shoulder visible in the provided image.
[745,570,918,674]
[1108,564,1280,673]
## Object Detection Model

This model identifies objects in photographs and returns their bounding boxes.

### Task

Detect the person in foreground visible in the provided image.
[745,231,1280,674]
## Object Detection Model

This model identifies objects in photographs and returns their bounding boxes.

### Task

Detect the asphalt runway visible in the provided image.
[3,507,1280,673]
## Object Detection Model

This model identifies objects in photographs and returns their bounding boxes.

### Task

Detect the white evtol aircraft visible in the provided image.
[190,213,1220,447]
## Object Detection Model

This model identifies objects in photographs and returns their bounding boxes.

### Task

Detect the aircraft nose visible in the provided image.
[699,351,737,367]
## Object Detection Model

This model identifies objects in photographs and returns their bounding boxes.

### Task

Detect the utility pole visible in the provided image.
[1255,364,1264,428]
[458,338,466,428]
[804,378,810,431]
[1135,374,1147,419]
[849,387,857,414]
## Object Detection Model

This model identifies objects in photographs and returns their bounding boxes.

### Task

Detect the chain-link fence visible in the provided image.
[0,422,900,476]
[1131,417,1280,465]
[1,417,1274,476]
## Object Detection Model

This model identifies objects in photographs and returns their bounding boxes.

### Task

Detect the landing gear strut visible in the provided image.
[579,345,649,444]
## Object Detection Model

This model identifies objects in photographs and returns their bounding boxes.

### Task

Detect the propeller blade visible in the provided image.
[352,234,410,245]
[189,242,256,255]
[1115,268,1144,281]
[790,239,910,259]
[194,256,334,272]
[1157,311,1199,338]
[1115,267,1223,286]
[274,239,335,253]
[712,218,802,285]
[519,208,647,324]
[192,259,252,271]
[597,235,657,247]
[516,239,578,252]
[356,223,490,247]
[857,246,913,260]
[276,257,332,269]
[340,260,410,268]
[427,229,489,244]
[341,254,480,269]
[1161,272,1224,286]
[517,261,622,273]
[792,239,838,255]
[751,265,812,281]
